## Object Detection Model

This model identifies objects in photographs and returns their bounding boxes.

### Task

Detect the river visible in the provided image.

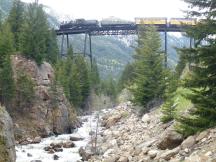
[15,111,102,162]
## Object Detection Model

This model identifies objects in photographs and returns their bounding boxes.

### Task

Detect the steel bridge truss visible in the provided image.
[57,24,193,67]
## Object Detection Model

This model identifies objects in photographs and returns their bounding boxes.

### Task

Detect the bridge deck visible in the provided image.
[56,24,187,36]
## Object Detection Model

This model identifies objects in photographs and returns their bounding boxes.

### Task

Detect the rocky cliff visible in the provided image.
[10,55,78,140]
[0,106,16,162]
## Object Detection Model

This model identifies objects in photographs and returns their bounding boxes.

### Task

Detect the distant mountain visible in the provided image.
[0,0,190,79]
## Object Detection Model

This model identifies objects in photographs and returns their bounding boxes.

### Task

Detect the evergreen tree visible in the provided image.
[15,72,35,110]
[177,0,216,136]
[90,58,100,87]
[130,26,166,113]
[7,0,25,51]
[46,29,59,64]
[161,71,178,123]
[74,56,90,106]
[0,23,14,67]
[118,63,135,91]
[21,2,49,65]
[0,57,15,106]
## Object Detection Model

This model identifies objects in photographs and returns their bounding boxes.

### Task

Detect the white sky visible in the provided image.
[21,0,188,21]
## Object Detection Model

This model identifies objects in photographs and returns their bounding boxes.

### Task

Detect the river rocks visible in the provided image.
[10,55,78,140]
[0,106,16,162]
[69,136,84,141]
[53,154,59,160]
[63,141,75,148]
[157,127,183,150]
[79,146,94,161]
[44,141,75,154]
[32,136,42,144]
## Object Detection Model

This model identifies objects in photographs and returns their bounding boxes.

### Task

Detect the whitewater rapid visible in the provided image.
[16,113,100,162]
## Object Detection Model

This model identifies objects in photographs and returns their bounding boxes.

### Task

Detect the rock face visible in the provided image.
[0,106,16,162]
[10,55,78,140]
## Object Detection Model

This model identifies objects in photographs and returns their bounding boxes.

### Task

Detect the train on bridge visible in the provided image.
[59,17,196,31]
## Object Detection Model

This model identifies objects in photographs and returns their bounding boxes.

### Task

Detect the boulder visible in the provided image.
[118,156,128,162]
[181,136,196,149]
[69,136,84,141]
[79,147,94,161]
[157,128,183,150]
[63,141,75,148]
[196,130,209,142]
[0,106,16,162]
[141,114,150,123]
[104,156,119,162]
[32,136,41,144]
[53,154,59,160]
[148,150,159,159]
[104,114,122,128]
[159,147,180,160]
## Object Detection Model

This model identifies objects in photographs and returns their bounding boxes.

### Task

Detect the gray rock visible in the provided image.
[118,156,128,162]
[27,153,33,157]
[196,131,209,142]
[53,154,59,160]
[0,106,16,162]
[148,150,159,159]
[159,147,180,160]
[157,127,183,150]
[141,114,150,123]
[69,136,84,141]
[181,136,196,149]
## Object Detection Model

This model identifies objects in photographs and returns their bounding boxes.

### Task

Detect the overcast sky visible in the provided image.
[21,0,189,21]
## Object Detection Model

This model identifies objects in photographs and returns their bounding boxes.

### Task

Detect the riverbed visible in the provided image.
[16,113,100,162]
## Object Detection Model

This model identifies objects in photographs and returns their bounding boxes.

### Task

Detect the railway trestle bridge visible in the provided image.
[56,17,196,67]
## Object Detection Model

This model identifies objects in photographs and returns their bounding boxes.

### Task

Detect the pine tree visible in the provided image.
[161,71,178,123]
[130,26,166,113]
[0,56,15,106]
[90,58,100,87]
[7,0,25,51]
[46,29,59,64]
[177,0,216,136]
[0,23,14,68]
[74,56,90,107]
[118,63,135,91]
[21,2,49,65]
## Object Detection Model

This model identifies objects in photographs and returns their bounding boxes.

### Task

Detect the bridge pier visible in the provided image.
[89,34,93,67]
[164,30,168,68]
[61,34,65,57]
[66,34,69,49]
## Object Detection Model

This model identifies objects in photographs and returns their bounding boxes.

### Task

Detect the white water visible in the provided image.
[16,113,99,162]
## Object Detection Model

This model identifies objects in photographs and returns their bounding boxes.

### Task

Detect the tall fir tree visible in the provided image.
[177,0,216,136]
[7,0,25,51]
[0,22,14,68]
[131,26,166,113]
[21,2,49,65]
[0,56,15,107]
[46,28,59,64]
